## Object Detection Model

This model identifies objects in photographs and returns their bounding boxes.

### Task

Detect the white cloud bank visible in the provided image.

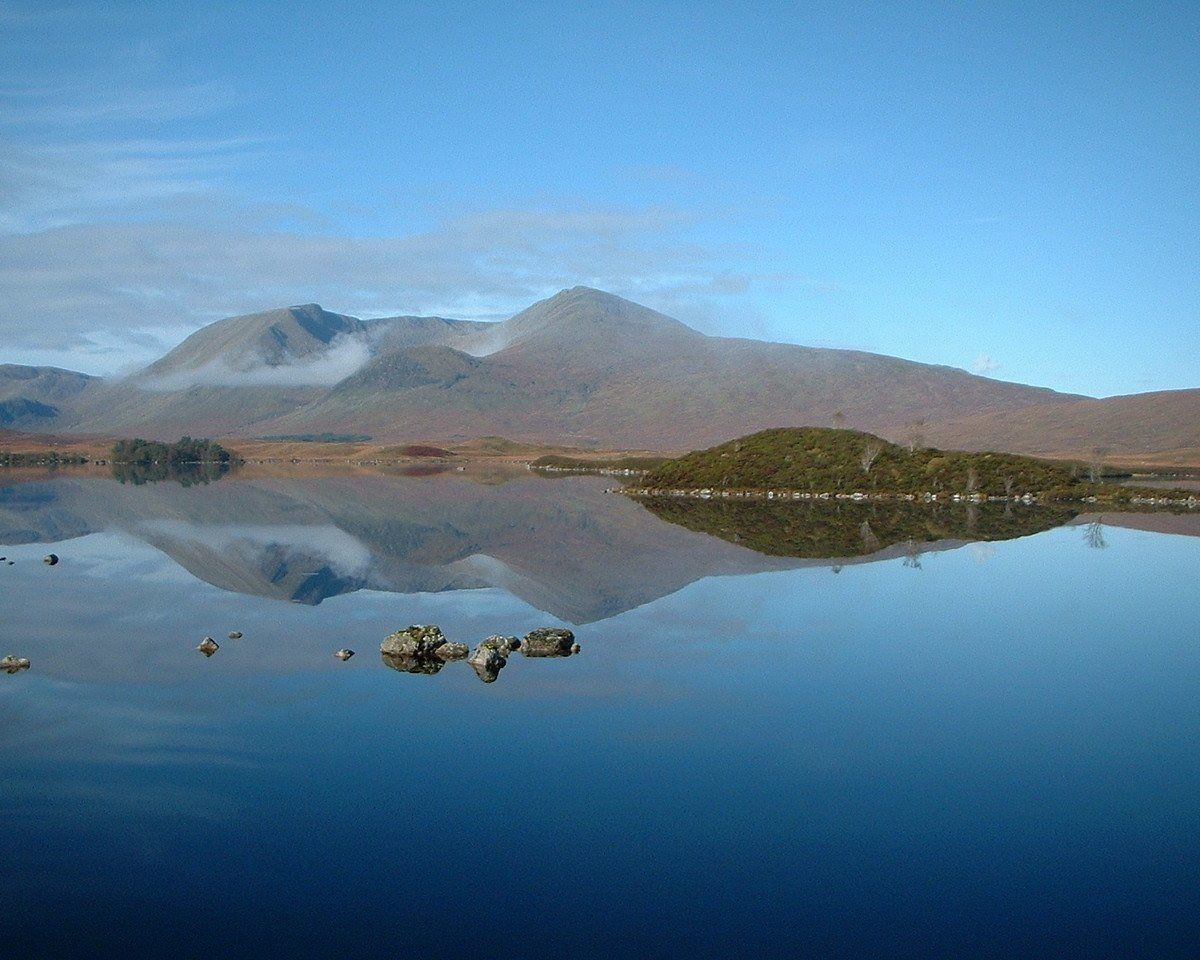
[136,333,373,391]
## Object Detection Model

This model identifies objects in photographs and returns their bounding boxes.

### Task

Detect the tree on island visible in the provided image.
[110,437,236,485]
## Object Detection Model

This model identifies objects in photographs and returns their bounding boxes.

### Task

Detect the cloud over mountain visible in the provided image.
[136,332,373,391]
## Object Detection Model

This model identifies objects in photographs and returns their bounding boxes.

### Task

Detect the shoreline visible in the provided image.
[621,486,1200,508]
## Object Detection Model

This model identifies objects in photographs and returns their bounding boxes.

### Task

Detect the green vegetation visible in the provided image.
[111,437,236,486]
[629,427,1196,503]
[531,454,668,474]
[640,498,1079,559]
[112,436,233,466]
[258,433,373,443]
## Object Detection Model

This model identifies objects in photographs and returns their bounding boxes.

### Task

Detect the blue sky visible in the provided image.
[1,0,1195,397]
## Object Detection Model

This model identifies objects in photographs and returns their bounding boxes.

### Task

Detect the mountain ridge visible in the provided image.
[3,287,1195,460]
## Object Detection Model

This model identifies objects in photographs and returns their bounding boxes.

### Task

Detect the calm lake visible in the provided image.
[2,468,1198,959]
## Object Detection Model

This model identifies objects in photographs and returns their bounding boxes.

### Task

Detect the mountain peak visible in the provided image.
[140,303,367,380]
[499,286,700,349]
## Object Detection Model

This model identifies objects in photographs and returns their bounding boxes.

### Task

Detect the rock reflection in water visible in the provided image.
[637,497,1081,559]
[467,635,519,682]
[379,624,469,675]
[1,655,31,674]
[381,625,579,683]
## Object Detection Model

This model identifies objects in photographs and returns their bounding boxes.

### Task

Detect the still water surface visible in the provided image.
[1,471,1198,958]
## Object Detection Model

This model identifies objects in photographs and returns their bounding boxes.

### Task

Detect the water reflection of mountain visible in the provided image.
[4,472,1192,624]
[636,497,1082,558]
[0,473,804,622]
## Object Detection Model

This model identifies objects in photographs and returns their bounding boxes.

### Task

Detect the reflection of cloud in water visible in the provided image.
[969,543,996,563]
[138,521,374,578]
[27,531,195,585]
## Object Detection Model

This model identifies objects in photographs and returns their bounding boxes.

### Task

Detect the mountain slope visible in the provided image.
[0,364,101,429]
[18,286,1194,457]
[249,287,1082,447]
[923,388,1200,464]
[229,286,1084,448]
[0,364,99,404]
[369,314,496,353]
[141,303,367,381]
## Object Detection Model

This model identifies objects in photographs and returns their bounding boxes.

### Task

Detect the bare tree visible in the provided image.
[832,410,847,430]
[1089,447,1110,484]
[904,418,926,453]
[902,540,923,569]
[966,467,979,495]
[860,520,880,553]
[1085,518,1107,549]
[1003,475,1015,499]
[860,441,882,474]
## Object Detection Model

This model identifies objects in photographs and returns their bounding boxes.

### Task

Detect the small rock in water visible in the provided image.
[522,627,576,658]
[334,648,354,661]
[227,631,243,640]
[43,553,59,566]
[1,655,31,674]
[197,637,219,657]
[468,636,514,683]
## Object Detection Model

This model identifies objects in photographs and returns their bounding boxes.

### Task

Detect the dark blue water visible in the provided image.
[1,474,1197,958]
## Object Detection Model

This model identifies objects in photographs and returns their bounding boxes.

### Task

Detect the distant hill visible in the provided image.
[923,389,1200,467]
[0,363,98,401]
[0,364,99,429]
[6,286,1195,459]
[0,397,57,427]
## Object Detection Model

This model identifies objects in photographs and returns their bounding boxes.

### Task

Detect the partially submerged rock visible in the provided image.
[197,637,219,657]
[227,631,243,640]
[334,648,354,661]
[468,635,517,683]
[1,655,31,674]
[43,553,58,566]
[380,624,468,675]
[521,627,578,658]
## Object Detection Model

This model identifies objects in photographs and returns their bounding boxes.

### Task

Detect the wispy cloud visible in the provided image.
[0,205,765,374]
[973,352,1001,375]
[0,134,270,233]
[0,80,237,129]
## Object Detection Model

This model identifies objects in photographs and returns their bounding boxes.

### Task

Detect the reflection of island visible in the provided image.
[637,497,1081,558]
[3,471,1192,624]
[112,461,232,486]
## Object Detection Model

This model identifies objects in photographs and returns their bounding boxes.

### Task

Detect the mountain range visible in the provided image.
[3,287,1197,461]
